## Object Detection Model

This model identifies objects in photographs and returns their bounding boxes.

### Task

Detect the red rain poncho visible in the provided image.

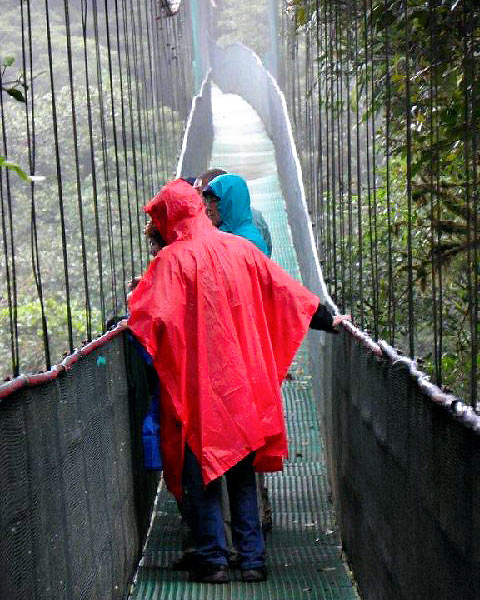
[128,179,319,499]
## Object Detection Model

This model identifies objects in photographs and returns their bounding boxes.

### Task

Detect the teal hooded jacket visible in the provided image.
[208,174,269,256]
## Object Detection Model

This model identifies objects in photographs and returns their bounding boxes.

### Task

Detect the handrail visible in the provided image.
[0,320,128,401]
[175,68,213,179]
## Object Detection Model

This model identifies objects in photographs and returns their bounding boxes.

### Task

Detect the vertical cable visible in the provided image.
[321,1,331,287]
[22,0,51,368]
[121,0,146,269]
[305,25,312,210]
[0,91,18,375]
[164,18,180,173]
[148,0,167,187]
[136,0,158,194]
[130,0,154,198]
[362,0,377,337]
[384,0,395,345]
[404,0,415,357]
[462,1,477,406]
[64,0,92,340]
[346,0,354,313]
[315,0,326,262]
[335,0,346,310]
[469,13,478,408]
[152,8,171,183]
[354,0,364,327]
[45,0,74,352]
[429,0,440,382]
[143,0,162,189]
[92,0,118,318]
[104,0,127,305]
[114,0,136,281]
[328,0,338,299]
[81,0,106,330]
[368,0,379,334]
[433,3,443,386]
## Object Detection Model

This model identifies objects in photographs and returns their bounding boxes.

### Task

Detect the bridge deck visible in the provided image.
[128,86,357,600]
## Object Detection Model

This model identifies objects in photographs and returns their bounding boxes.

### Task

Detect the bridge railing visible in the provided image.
[176,70,213,180]
[0,327,158,600]
[210,41,480,600]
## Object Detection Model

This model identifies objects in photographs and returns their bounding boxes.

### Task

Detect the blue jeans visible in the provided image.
[182,446,265,570]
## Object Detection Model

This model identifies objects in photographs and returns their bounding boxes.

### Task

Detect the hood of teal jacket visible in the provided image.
[208,174,268,255]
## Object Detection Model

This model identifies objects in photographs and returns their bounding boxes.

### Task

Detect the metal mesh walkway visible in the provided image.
[128,85,357,600]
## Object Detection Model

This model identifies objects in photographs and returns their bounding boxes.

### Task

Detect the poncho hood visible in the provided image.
[144,178,212,244]
[129,179,319,499]
[209,173,268,254]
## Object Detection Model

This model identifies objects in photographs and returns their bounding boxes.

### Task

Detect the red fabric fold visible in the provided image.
[128,179,319,499]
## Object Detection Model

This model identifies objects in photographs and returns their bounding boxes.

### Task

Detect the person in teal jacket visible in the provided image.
[203,173,270,256]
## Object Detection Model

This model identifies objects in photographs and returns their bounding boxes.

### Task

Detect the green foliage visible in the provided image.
[0,155,30,182]
[0,297,102,373]
[1,56,27,102]
[214,0,271,57]
[0,0,187,377]
[284,0,479,401]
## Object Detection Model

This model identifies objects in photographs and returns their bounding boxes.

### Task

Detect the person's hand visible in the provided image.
[332,314,352,329]
[128,276,141,292]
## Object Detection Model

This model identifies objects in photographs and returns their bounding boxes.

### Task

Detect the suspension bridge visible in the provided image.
[0,1,478,599]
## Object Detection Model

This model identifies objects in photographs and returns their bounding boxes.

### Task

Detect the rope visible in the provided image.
[92,0,119,319]
[315,0,326,263]
[345,0,354,313]
[404,0,415,358]
[462,0,478,406]
[45,0,74,353]
[353,0,365,328]
[121,0,146,272]
[362,0,378,338]
[104,0,128,305]
[384,0,395,345]
[21,0,51,368]
[64,0,92,340]
[81,0,106,330]
[113,0,136,281]
[0,86,18,376]
[429,0,440,383]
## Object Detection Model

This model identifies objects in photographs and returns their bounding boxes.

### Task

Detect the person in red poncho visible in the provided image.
[128,179,349,583]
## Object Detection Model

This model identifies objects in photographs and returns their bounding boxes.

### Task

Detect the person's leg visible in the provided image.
[170,499,198,570]
[182,445,229,577]
[226,453,266,576]
[220,476,241,565]
[257,473,273,533]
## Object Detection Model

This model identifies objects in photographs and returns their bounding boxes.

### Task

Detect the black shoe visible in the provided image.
[189,564,230,583]
[241,566,267,582]
[171,552,199,571]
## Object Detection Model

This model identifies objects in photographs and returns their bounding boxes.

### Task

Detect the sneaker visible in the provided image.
[241,566,267,582]
[171,552,199,571]
[189,564,230,583]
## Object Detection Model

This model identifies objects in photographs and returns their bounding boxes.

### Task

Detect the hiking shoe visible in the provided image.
[241,566,267,582]
[189,564,230,583]
[171,552,199,571]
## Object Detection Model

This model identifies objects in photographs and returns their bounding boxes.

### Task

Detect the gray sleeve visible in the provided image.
[251,207,273,258]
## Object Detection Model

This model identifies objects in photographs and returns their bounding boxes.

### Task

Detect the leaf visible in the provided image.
[2,56,15,67]
[5,87,26,102]
[0,156,31,182]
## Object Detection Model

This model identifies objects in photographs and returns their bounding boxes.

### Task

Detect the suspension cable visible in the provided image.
[45,0,74,352]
